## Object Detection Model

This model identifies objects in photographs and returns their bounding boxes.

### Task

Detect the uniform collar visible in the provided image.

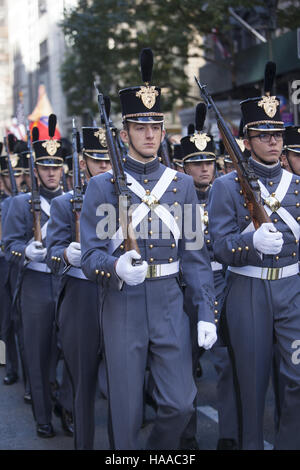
[124,154,160,174]
[249,157,282,179]
[196,186,210,203]
[40,185,63,201]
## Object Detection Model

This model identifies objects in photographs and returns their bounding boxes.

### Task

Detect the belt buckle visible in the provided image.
[147,264,158,278]
[262,267,282,281]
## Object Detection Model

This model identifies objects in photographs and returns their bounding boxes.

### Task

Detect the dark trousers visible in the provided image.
[57,276,101,449]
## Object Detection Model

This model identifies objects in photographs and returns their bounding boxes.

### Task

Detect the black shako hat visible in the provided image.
[32,114,63,166]
[284,126,300,154]
[82,127,110,160]
[181,103,216,163]
[241,62,284,133]
[119,48,164,123]
[0,135,26,176]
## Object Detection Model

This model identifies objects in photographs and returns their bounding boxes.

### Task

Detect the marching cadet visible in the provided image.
[80,48,217,450]
[46,126,111,449]
[281,125,300,176]
[180,103,238,450]
[1,140,33,404]
[0,140,25,388]
[208,62,300,449]
[3,117,72,439]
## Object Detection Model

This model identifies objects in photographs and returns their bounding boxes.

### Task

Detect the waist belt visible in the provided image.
[146,260,179,279]
[228,263,299,281]
[27,261,51,274]
[211,261,223,272]
[67,267,88,281]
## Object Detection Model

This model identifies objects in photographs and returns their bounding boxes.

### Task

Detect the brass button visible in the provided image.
[295,240,299,244]
[101,271,105,276]
[12,251,15,255]
[239,190,243,195]
[110,178,115,184]
[292,252,297,257]
[168,257,173,263]
[215,319,218,324]
[238,247,242,251]
[243,203,247,208]
[149,230,153,236]
[275,256,279,261]
[149,244,154,249]
[296,179,299,184]
[148,217,152,222]
[95,270,99,275]
[234,177,239,182]
[269,181,273,186]
[106,273,111,278]
[171,243,176,248]
[296,203,300,207]
[57,258,61,262]
[174,201,179,206]
[232,248,236,253]
[298,217,300,222]
[173,176,178,181]
[214,309,218,315]
[206,239,210,244]
[245,246,249,251]
[273,218,278,223]
[146,189,151,195]
[245,215,250,220]
[204,230,209,235]
[295,190,299,195]
[173,188,177,193]
[215,301,218,306]
[144,179,149,184]
[18,253,22,257]
[120,245,124,250]
[149,258,154,263]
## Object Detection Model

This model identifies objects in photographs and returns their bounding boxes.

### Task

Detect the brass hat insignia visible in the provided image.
[258,95,279,118]
[42,139,61,156]
[10,154,19,168]
[94,128,107,148]
[190,133,211,152]
[298,129,300,134]
[136,86,159,110]
[236,138,245,153]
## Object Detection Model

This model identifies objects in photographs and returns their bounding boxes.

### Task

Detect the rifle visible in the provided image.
[159,135,173,168]
[195,77,271,229]
[4,135,19,197]
[27,124,42,242]
[71,119,83,243]
[94,84,141,260]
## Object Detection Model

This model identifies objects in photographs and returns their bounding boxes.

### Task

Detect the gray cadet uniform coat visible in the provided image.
[46,190,102,449]
[209,157,300,450]
[80,156,216,450]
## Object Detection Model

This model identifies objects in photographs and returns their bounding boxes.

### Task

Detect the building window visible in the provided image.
[39,40,48,62]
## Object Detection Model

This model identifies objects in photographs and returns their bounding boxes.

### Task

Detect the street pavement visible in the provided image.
[0,352,276,451]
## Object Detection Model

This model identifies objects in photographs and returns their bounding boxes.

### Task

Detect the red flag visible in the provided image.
[28,85,61,140]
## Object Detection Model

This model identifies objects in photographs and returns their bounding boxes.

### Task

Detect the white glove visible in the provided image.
[25,241,47,262]
[115,250,148,286]
[198,321,217,350]
[253,222,283,255]
[65,242,81,267]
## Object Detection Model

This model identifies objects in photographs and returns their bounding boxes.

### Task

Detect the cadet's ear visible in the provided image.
[120,129,129,144]
[244,138,251,151]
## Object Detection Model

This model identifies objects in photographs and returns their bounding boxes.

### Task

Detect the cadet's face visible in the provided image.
[285,151,300,176]
[81,157,112,179]
[244,130,283,164]
[224,162,235,174]
[184,161,215,187]
[2,174,23,193]
[35,165,62,190]
[120,122,165,162]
